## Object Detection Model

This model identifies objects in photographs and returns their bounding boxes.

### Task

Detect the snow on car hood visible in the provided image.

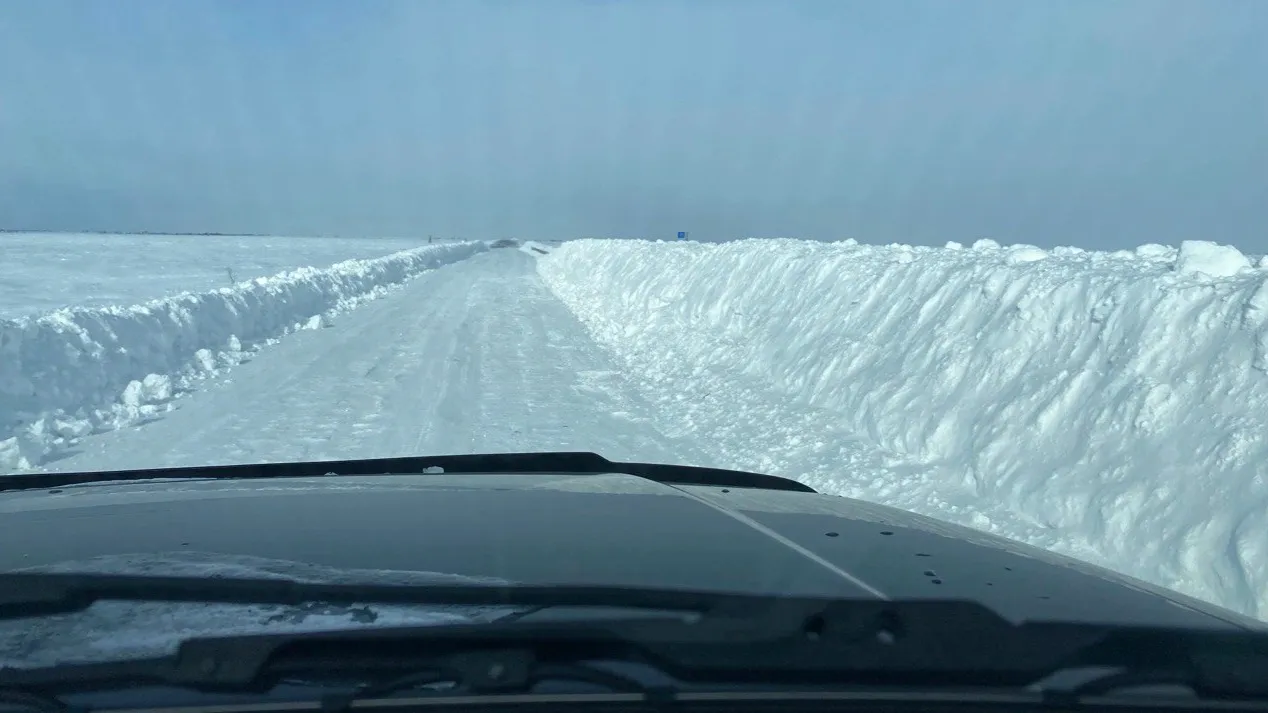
[0,552,529,668]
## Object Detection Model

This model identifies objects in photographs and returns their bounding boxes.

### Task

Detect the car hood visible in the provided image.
[1,471,1261,633]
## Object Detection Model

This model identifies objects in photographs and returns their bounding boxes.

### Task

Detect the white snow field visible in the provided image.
[0,232,453,319]
[2,235,1267,623]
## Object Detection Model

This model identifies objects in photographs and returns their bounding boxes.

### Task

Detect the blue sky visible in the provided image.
[1,0,1265,249]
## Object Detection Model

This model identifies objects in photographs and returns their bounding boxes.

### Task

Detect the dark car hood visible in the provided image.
[1,471,1260,631]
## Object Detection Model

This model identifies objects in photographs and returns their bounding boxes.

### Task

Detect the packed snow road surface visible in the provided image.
[34,249,717,471]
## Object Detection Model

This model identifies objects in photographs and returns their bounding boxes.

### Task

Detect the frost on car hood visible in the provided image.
[0,552,529,668]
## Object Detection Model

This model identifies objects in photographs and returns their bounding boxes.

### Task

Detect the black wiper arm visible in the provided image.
[0,572,772,621]
[0,451,816,493]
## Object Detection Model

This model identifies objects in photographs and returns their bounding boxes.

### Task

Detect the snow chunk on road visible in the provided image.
[0,243,486,473]
[539,238,1268,620]
[121,375,173,406]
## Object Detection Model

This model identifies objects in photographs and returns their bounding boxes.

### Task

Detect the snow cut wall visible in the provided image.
[539,237,1268,620]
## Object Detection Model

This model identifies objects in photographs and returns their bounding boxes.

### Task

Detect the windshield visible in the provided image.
[2,0,1267,673]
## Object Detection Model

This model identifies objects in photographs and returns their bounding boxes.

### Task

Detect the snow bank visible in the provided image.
[539,238,1268,620]
[0,243,486,472]
[0,233,443,319]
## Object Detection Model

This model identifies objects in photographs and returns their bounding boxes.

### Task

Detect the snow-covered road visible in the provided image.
[41,248,711,471]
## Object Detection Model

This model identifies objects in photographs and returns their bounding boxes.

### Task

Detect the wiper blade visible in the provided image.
[0,572,767,621]
[0,451,815,493]
[4,573,1268,702]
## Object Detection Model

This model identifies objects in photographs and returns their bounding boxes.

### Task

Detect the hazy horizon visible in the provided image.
[2,0,1265,250]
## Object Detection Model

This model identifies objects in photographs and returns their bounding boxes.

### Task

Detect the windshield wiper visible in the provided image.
[0,572,773,621]
[2,573,1268,704]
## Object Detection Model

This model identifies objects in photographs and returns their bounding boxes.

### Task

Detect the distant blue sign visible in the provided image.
[677,231,687,240]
